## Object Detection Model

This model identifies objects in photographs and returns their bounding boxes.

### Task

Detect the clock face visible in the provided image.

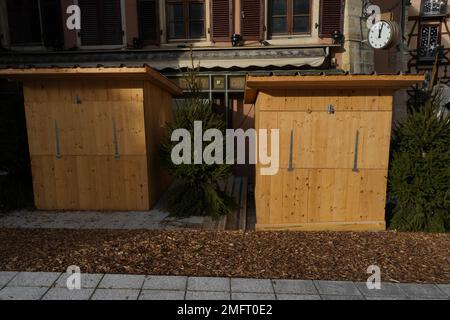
[368,21,393,49]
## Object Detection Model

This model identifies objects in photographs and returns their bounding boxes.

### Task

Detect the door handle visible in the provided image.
[112,118,120,159]
[241,11,245,19]
[352,130,359,172]
[54,120,61,159]
[288,128,294,172]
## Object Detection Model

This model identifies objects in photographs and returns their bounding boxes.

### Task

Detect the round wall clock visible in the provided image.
[368,20,401,50]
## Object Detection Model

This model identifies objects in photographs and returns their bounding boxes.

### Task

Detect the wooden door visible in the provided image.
[255,90,391,229]
[23,80,149,210]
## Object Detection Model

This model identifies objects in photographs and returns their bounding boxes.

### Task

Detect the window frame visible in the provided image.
[418,23,442,61]
[166,0,206,41]
[268,0,312,38]
[421,0,448,17]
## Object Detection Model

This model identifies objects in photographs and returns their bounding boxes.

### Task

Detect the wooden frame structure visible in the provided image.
[0,66,181,211]
[245,74,424,231]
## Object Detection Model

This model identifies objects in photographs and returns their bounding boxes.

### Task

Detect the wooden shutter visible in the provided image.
[241,0,263,41]
[211,0,233,42]
[6,0,42,45]
[138,0,159,44]
[40,0,63,48]
[319,0,345,38]
[79,0,123,46]
[101,0,123,45]
[79,0,101,45]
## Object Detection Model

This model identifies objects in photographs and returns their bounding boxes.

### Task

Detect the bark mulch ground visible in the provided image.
[0,228,449,283]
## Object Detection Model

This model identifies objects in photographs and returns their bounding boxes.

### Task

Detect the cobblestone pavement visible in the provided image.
[0,272,448,300]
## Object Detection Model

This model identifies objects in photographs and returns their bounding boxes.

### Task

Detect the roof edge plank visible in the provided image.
[0,66,182,96]
[244,74,425,104]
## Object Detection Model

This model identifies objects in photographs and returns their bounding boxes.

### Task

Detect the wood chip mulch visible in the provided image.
[0,229,449,283]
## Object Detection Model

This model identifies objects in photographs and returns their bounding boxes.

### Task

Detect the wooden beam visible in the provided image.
[0,66,182,96]
[244,74,425,104]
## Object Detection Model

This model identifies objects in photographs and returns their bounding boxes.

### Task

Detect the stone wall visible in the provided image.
[341,0,375,73]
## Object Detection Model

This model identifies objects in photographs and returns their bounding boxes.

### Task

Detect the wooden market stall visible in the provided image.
[245,74,424,231]
[0,67,181,211]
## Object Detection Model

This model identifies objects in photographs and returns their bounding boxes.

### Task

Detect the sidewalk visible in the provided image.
[0,272,449,300]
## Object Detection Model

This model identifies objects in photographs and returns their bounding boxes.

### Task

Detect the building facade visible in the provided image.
[0,0,345,120]
[3,0,445,121]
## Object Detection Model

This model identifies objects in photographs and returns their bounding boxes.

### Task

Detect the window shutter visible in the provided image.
[79,0,101,45]
[211,0,232,42]
[241,0,263,41]
[101,0,123,45]
[6,0,42,45]
[319,0,345,38]
[138,0,159,44]
[40,0,63,48]
[79,0,123,46]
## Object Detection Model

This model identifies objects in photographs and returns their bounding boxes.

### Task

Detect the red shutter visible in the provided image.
[211,0,233,42]
[6,0,42,45]
[101,0,123,45]
[79,0,123,46]
[138,0,159,44]
[241,0,263,41]
[319,0,345,38]
[40,0,64,48]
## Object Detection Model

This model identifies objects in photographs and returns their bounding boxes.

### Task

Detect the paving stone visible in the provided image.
[365,296,409,300]
[398,283,448,298]
[0,286,48,300]
[272,279,317,295]
[355,282,405,297]
[139,290,185,300]
[54,273,103,289]
[146,210,170,221]
[321,295,366,300]
[98,274,145,289]
[176,216,204,224]
[121,216,156,229]
[231,293,276,300]
[8,272,61,287]
[0,272,18,288]
[276,294,321,300]
[42,288,94,300]
[91,289,140,300]
[143,276,187,291]
[188,277,230,292]
[314,281,362,296]
[231,278,273,293]
[437,284,450,297]
[186,291,230,300]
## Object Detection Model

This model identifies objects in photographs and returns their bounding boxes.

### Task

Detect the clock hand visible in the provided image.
[378,24,384,38]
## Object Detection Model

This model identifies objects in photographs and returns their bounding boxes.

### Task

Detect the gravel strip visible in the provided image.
[0,229,448,284]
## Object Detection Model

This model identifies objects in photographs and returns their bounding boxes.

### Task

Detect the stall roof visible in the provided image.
[244,74,425,104]
[0,66,182,96]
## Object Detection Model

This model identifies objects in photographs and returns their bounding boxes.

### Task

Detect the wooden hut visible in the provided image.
[0,67,181,211]
[245,74,424,231]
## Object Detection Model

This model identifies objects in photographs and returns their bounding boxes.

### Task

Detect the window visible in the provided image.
[167,0,205,40]
[419,25,440,59]
[422,0,448,17]
[6,0,62,47]
[269,0,311,36]
[79,0,123,46]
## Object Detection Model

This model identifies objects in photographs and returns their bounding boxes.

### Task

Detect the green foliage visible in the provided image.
[389,98,450,232]
[159,56,233,218]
